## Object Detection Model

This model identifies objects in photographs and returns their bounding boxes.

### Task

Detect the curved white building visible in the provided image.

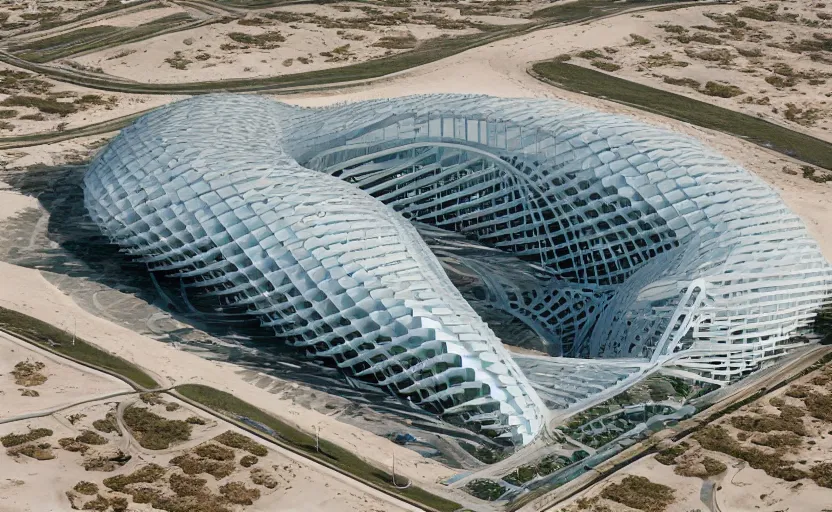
[85,94,832,445]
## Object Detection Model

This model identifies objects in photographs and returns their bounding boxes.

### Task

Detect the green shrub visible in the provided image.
[0,95,76,116]
[73,481,98,495]
[1,428,52,447]
[591,60,621,72]
[701,81,744,98]
[227,31,285,48]
[576,49,605,60]
[193,443,235,461]
[601,475,675,512]
[465,479,506,501]
[122,406,191,450]
[213,431,267,457]
[76,430,108,445]
[629,34,651,46]
[663,76,699,88]
[103,464,166,492]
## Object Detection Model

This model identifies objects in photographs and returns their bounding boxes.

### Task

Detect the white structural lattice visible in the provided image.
[85,94,832,445]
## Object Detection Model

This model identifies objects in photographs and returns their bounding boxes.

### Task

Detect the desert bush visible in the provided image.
[657,24,686,34]
[674,455,727,477]
[250,468,278,488]
[786,385,812,398]
[765,75,798,88]
[1,428,52,447]
[737,46,763,57]
[591,60,621,72]
[678,32,724,45]
[240,455,258,467]
[194,443,235,461]
[803,392,832,420]
[185,416,207,425]
[729,411,806,435]
[663,76,700,88]
[0,109,17,119]
[751,432,802,448]
[576,49,606,60]
[8,442,55,460]
[11,360,47,386]
[644,53,689,68]
[122,406,191,450]
[228,31,285,49]
[372,33,417,49]
[601,475,675,512]
[73,481,98,495]
[103,464,166,492]
[685,48,733,63]
[694,425,807,481]
[219,481,261,505]
[169,472,207,496]
[701,81,744,98]
[71,430,106,446]
[19,113,45,121]
[170,453,235,479]
[770,397,786,407]
[213,431,267,457]
[811,462,832,488]
[282,58,293,67]
[655,442,689,465]
[59,437,89,453]
[164,52,192,70]
[629,34,651,46]
[93,413,120,435]
[784,103,822,127]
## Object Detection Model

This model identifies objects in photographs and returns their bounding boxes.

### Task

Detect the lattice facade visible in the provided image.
[85,94,832,445]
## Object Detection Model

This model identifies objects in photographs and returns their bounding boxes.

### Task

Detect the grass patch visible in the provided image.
[93,412,121,435]
[169,473,207,496]
[530,61,832,170]
[373,33,418,49]
[76,430,108,445]
[176,384,460,512]
[8,442,55,460]
[250,467,278,488]
[227,31,285,49]
[0,307,158,389]
[219,481,261,505]
[694,425,806,481]
[1,428,52,447]
[654,441,689,465]
[663,76,699,88]
[0,95,76,116]
[643,53,689,68]
[601,475,675,512]
[674,455,727,478]
[123,406,191,450]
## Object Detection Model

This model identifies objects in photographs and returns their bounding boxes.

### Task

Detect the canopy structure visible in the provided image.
[85,94,832,445]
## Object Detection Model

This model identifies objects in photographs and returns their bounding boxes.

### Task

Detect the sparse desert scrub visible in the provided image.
[600,475,675,512]
[122,406,192,450]
[250,468,278,488]
[240,455,258,467]
[729,411,806,435]
[812,462,832,488]
[213,431,267,457]
[0,109,18,119]
[676,32,724,45]
[784,103,823,127]
[76,430,108,445]
[674,455,727,478]
[170,453,235,479]
[694,425,807,481]
[282,58,293,67]
[591,60,620,72]
[663,76,700,88]
[219,481,261,505]
[11,360,48,386]
[1,428,52,447]
[59,437,90,453]
[654,442,689,465]
[103,464,166,492]
[576,49,606,60]
[164,52,192,70]
[169,472,207,497]
[227,31,285,49]
[372,33,418,49]
[803,392,832,420]
[7,442,55,460]
[701,81,744,98]
[684,48,734,64]
[657,24,686,34]
[185,416,207,426]
[73,481,98,495]
[736,46,763,57]
[751,432,803,448]
[629,34,650,46]
[765,74,799,88]
[643,53,689,68]
[193,443,235,461]
[93,412,120,435]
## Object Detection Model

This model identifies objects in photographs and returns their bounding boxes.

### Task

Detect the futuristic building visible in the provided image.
[84,94,832,445]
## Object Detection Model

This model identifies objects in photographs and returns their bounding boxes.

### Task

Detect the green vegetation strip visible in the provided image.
[0,306,159,389]
[10,14,197,63]
[175,383,460,512]
[531,61,832,170]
